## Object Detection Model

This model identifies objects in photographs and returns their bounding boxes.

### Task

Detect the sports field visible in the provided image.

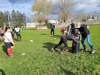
[0,25,100,75]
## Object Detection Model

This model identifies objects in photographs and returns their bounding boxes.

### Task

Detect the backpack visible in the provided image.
[81,24,89,29]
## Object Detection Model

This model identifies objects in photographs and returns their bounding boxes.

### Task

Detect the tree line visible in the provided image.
[32,0,100,23]
[32,0,74,23]
[0,10,26,28]
[74,12,99,21]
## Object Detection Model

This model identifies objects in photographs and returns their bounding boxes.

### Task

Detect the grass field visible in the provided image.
[0,25,100,75]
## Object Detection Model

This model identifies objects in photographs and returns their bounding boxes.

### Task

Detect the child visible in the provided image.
[50,23,55,36]
[15,26,21,41]
[52,33,80,54]
[4,27,14,57]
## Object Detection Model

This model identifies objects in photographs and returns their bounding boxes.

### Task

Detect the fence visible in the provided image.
[26,20,100,29]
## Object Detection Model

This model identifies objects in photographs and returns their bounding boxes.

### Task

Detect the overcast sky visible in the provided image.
[0,0,100,21]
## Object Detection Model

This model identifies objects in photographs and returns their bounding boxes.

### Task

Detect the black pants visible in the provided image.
[16,32,21,41]
[50,29,54,35]
[12,34,14,38]
[4,42,13,49]
[54,37,68,51]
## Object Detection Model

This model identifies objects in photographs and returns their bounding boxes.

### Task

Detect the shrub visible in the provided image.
[44,20,51,29]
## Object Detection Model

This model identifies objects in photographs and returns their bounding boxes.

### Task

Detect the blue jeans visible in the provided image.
[81,34,93,47]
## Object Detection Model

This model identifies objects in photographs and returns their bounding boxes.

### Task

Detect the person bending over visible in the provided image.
[52,33,80,54]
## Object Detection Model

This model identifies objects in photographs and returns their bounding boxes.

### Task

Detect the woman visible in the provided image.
[4,27,14,57]
[76,23,95,54]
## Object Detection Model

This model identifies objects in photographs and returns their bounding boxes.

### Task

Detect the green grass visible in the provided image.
[0,25,100,75]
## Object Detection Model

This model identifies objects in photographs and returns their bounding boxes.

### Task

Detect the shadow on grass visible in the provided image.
[2,45,7,55]
[0,69,6,75]
[14,37,21,42]
[68,47,86,54]
[43,42,73,53]
[60,67,75,75]
[41,34,48,35]
[43,42,56,51]
[67,47,73,53]
[14,38,17,41]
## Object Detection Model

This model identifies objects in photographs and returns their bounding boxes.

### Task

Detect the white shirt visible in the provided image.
[4,32,12,42]
[15,28,20,32]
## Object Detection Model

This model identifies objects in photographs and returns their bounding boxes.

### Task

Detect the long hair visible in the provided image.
[5,27,10,32]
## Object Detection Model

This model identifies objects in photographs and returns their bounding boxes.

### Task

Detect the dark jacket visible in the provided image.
[50,24,55,30]
[71,23,75,34]
[62,34,80,43]
[78,24,90,37]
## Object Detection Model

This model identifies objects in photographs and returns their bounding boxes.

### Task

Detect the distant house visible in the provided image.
[88,19,94,21]
[94,15,98,20]
[48,20,59,24]
[26,23,36,28]
[98,13,100,20]
[26,22,46,29]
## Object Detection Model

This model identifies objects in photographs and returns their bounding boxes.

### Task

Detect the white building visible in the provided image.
[98,13,100,20]
[48,19,60,24]
[26,23,38,28]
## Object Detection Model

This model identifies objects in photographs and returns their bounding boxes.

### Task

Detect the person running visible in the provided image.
[15,26,21,41]
[50,23,55,36]
[52,33,80,54]
[76,23,95,54]
[4,27,14,57]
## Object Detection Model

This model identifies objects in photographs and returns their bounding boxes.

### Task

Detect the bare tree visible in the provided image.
[93,12,98,20]
[74,12,87,21]
[32,0,52,23]
[87,14,91,20]
[57,0,74,23]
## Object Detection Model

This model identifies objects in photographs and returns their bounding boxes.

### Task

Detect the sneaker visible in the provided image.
[59,51,64,54]
[51,48,55,52]
[85,48,87,51]
[91,50,95,54]
[81,48,87,52]
[83,48,87,51]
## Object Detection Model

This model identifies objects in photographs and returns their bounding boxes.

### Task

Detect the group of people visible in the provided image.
[0,26,21,57]
[51,20,95,54]
[1,21,95,57]
[11,26,21,41]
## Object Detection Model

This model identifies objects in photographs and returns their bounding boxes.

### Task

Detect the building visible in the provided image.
[48,19,59,24]
[98,13,100,20]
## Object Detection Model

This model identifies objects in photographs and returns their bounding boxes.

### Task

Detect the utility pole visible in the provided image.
[8,13,10,27]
